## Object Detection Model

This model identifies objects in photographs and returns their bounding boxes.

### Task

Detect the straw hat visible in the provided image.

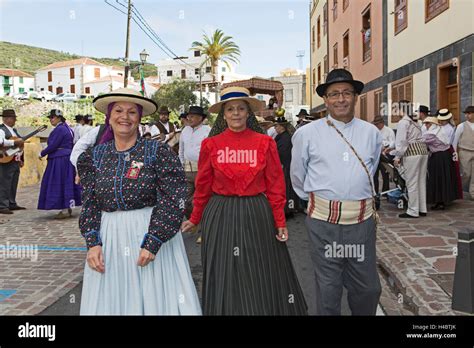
[208,87,265,113]
[423,116,439,125]
[436,108,453,121]
[93,88,158,116]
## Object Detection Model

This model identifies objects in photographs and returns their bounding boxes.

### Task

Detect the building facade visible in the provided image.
[0,69,35,97]
[309,0,474,127]
[35,58,127,96]
[271,69,308,122]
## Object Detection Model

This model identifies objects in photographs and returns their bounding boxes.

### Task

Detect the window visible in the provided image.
[362,5,372,62]
[19,87,24,93]
[181,69,186,78]
[333,0,338,21]
[374,89,383,116]
[324,55,329,75]
[285,89,293,102]
[333,43,338,67]
[70,84,75,93]
[85,87,91,94]
[317,17,321,48]
[312,68,316,89]
[312,25,315,52]
[359,94,367,120]
[395,0,408,35]
[343,0,349,11]
[425,0,449,22]
[391,76,413,123]
[70,68,75,79]
[343,30,349,59]
[194,50,201,57]
[94,68,100,78]
[19,77,24,84]
[167,70,173,77]
[195,68,200,75]
[48,71,52,82]
[206,67,211,73]
[323,3,328,36]
[48,85,53,92]
[317,64,321,86]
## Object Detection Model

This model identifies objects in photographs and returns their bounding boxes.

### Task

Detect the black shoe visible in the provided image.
[398,213,418,218]
[0,208,13,215]
[9,206,26,211]
[419,212,427,217]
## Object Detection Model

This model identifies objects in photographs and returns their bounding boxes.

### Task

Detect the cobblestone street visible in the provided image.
[0,184,472,316]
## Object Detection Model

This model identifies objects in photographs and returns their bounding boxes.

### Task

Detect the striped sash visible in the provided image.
[308,193,374,225]
[404,142,429,157]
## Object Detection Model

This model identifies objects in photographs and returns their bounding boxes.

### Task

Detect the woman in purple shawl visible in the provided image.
[38,109,82,218]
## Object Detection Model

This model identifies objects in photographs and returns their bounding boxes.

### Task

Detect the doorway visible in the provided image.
[438,59,460,124]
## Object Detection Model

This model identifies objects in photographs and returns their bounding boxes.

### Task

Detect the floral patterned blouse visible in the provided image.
[77,137,186,255]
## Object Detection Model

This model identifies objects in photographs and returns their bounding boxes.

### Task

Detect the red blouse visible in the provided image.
[189,128,287,228]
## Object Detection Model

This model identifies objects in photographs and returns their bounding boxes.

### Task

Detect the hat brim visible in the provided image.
[93,93,158,116]
[208,96,264,114]
[316,80,364,97]
[437,114,453,121]
[187,112,207,119]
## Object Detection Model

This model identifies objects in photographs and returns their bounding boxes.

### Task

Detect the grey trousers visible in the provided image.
[0,161,20,210]
[184,171,197,219]
[305,216,381,315]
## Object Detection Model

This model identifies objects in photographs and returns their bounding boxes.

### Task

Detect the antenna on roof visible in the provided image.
[296,50,305,71]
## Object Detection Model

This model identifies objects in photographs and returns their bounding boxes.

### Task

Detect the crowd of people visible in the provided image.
[1,67,473,316]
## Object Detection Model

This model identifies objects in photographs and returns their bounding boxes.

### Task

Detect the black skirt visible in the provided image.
[427,150,458,205]
[200,194,308,315]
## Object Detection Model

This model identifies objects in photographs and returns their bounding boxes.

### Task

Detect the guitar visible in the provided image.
[0,125,47,164]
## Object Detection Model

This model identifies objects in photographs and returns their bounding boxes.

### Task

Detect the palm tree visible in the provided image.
[191,29,241,102]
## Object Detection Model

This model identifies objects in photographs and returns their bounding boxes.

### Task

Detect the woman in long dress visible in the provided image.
[77,88,201,315]
[181,87,307,315]
[38,109,81,218]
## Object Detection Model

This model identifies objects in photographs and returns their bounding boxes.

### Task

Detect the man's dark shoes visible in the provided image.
[398,213,418,218]
[9,206,26,211]
[419,212,427,217]
[0,208,13,214]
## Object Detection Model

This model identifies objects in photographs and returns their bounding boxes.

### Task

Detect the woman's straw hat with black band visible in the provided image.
[208,87,265,114]
[93,88,158,116]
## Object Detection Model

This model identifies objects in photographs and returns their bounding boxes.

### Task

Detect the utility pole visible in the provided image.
[124,0,132,88]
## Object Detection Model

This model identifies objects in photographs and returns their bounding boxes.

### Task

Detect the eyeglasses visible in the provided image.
[326,90,356,100]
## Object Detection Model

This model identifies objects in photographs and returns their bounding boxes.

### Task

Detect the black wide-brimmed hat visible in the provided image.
[84,114,94,121]
[275,116,289,125]
[187,105,207,118]
[316,69,364,97]
[47,109,63,118]
[463,106,474,114]
[417,105,430,114]
[158,106,171,114]
[179,112,188,119]
[75,114,84,121]
[296,109,309,117]
[1,109,18,118]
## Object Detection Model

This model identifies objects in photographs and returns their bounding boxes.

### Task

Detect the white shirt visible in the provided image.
[178,124,211,164]
[290,115,382,201]
[394,115,423,159]
[452,121,474,149]
[70,126,100,168]
[73,124,83,144]
[0,124,19,147]
[267,126,277,139]
[440,123,455,145]
[79,125,93,138]
[150,122,173,142]
[380,126,396,149]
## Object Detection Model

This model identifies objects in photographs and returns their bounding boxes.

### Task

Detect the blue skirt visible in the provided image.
[38,155,82,210]
[80,207,202,315]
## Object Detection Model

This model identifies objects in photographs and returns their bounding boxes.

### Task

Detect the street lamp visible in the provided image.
[139,49,149,96]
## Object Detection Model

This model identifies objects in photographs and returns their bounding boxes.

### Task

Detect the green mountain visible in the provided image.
[0,41,157,79]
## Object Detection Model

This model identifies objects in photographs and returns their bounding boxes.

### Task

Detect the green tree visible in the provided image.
[191,29,240,99]
[151,79,198,123]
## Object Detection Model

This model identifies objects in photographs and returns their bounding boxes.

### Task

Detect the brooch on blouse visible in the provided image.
[126,161,144,180]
